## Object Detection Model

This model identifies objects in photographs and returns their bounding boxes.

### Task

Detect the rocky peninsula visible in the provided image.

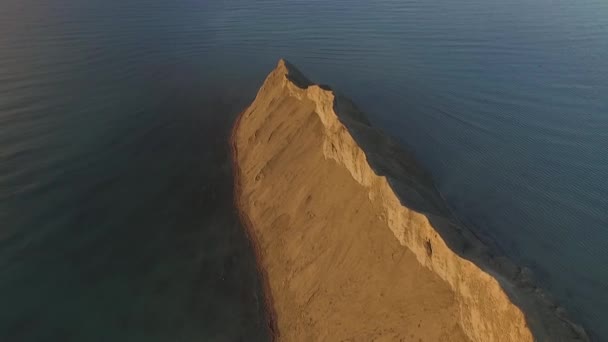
[231,59,588,341]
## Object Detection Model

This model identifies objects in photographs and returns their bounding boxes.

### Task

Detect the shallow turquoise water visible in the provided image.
[1,0,607,340]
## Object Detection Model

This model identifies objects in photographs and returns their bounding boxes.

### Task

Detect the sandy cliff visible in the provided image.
[231,59,588,341]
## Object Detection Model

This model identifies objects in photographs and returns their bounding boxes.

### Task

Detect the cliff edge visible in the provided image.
[232,59,588,341]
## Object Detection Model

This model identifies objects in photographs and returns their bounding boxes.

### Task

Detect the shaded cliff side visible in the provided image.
[231,59,588,341]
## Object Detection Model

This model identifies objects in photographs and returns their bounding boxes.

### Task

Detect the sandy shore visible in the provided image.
[231,109,280,340]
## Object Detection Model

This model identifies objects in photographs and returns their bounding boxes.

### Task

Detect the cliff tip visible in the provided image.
[274,58,312,88]
[277,58,289,68]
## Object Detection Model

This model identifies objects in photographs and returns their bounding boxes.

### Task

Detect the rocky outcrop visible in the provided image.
[232,59,588,341]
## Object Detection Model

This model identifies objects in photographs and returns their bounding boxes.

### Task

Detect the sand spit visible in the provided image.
[231,59,588,341]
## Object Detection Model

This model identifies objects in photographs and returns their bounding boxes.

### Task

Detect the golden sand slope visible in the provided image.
[232,60,588,342]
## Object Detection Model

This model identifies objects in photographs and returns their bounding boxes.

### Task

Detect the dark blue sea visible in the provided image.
[1,0,607,340]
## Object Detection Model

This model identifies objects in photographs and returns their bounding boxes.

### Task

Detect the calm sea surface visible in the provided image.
[1,0,607,340]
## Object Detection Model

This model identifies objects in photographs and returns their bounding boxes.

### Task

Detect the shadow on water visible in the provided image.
[0,68,268,341]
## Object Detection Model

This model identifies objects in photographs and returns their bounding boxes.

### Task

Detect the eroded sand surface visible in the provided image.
[236,101,466,341]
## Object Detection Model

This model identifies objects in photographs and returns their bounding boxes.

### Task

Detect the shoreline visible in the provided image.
[230,109,280,341]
